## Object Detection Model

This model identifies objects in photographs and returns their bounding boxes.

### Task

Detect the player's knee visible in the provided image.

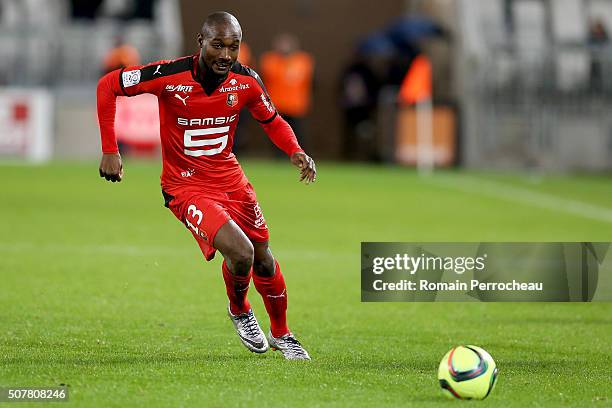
[253,255,275,277]
[231,241,254,276]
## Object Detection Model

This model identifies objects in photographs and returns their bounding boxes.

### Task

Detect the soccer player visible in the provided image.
[97,11,316,360]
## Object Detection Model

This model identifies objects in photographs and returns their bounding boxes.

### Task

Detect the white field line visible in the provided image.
[430,175,612,224]
[0,242,351,260]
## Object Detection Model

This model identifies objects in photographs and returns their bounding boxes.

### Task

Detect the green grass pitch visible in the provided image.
[1,160,610,407]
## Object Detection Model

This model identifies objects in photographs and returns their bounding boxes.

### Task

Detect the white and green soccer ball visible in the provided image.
[437,345,498,400]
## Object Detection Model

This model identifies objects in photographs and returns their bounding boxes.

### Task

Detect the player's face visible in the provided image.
[200,26,241,76]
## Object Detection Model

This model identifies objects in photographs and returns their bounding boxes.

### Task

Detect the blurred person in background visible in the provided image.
[339,49,380,161]
[97,11,316,360]
[103,35,141,73]
[69,0,155,21]
[260,33,314,152]
[588,18,609,92]
[589,18,609,45]
[238,41,254,67]
[70,0,104,20]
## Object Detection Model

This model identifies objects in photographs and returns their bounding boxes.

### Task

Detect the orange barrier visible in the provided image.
[395,105,456,167]
[398,54,432,105]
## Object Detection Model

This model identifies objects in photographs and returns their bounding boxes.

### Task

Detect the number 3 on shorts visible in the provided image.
[187,204,203,225]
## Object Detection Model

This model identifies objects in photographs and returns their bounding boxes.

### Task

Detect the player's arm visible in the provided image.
[97,69,126,182]
[245,68,316,184]
[96,64,163,182]
[262,116,316,184]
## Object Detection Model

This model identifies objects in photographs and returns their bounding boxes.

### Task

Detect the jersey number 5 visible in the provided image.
[183,126,229,157]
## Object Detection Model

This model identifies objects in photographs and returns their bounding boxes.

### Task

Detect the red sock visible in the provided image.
[222,260,252,315]
[253,260,289,338]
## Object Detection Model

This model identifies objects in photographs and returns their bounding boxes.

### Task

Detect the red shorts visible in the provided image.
[163,183,269,261]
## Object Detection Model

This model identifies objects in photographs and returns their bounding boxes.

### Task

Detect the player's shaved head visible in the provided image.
[201,11,242,40]
[197,11,242,76]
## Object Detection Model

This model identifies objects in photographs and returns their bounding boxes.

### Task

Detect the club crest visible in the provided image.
[226,92,238,107]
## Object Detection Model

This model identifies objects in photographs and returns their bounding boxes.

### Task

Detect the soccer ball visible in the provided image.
[437,345,498,400]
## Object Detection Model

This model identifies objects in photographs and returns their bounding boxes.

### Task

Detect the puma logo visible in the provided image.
[266,289,286,299]
[174,94,189,106]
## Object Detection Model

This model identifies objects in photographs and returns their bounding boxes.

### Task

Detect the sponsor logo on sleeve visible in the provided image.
[260,93,274,113]
[122,70,141,88]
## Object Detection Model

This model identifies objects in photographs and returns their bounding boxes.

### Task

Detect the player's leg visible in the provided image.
[165,192,267,353]
[175,195,254,314]
[252,241,310,360]
[214,220,254,315]
[224,183,309,359]
[252,242,287,335]
[213,220,268,353]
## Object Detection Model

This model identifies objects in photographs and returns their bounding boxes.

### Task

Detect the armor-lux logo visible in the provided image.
[219,83,250,92]
[165,84,193,92]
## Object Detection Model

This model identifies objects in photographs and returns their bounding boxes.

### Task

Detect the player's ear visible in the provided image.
[197,33,203,48]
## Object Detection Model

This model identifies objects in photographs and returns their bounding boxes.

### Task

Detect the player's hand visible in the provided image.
[99,152,124,183]
[291,152,316,184]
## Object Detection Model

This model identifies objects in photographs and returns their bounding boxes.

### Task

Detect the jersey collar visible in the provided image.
[192,55,232,96]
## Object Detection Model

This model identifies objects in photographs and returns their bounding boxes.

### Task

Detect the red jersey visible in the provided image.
[97,55,303,194]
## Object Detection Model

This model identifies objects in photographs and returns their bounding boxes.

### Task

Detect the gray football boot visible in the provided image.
[268,330,311,360]
[228,305,268,353]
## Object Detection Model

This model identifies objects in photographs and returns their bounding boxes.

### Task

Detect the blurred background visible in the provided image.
[1,4,611,404]
[0,0,611,172]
